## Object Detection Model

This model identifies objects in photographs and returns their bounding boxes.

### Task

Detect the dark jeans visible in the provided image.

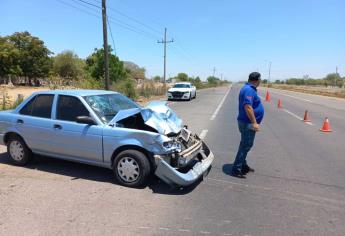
[232,121,256,172]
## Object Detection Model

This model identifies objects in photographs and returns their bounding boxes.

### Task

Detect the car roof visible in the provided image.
[31,89,119,97]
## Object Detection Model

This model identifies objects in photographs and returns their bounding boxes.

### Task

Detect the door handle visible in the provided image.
[53,124,62,130]
[17,119,24,124]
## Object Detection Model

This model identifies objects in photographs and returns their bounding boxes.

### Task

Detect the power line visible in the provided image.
[107,6,162,36]
[55,0,158,41]
[71,0,159,40]
[87,0,162,35]
[107,15,116,54]
[56,0,101,19]
[74,0,100,9]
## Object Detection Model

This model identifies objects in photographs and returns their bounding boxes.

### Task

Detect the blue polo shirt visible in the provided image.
[237,83,264,124]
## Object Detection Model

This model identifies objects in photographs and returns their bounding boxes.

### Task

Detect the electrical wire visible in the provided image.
[107,15,117,54]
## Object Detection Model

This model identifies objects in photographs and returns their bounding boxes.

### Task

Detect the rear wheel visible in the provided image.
[7,135,32,166]
[112,150,151,187]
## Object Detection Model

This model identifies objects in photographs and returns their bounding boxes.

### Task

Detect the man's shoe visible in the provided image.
[242,165,255,174]
[231,169,246,178]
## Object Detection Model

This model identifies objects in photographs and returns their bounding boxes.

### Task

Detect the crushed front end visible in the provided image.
[154,128,214,186]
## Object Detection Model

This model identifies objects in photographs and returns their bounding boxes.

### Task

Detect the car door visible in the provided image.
[16,94,56,153]
[49,95,103,163]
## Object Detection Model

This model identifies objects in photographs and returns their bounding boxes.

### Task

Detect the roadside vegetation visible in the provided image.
[0,31,229,110]
[259,73,345,99]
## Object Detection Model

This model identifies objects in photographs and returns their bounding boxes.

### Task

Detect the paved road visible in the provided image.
[1,85,345,236]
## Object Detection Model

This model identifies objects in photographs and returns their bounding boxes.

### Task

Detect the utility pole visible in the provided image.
[213,67,216,77]
[102,0,110,90]
[268,61,272,81]
[157,28,174,83]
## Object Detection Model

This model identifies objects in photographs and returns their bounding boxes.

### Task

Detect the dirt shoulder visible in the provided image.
[269,84,345,99]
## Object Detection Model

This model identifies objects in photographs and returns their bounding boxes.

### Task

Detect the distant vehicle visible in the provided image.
[167,82,196,101]
[0,90,214,187]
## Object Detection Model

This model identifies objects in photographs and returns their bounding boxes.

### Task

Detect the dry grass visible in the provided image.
[270,84,345,99]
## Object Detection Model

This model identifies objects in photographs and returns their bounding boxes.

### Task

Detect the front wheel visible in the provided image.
[7,135,32,166]
[188,92,192,101]
[112,150,151,187]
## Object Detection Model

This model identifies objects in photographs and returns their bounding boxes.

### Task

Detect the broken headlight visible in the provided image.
[163,141,182,152]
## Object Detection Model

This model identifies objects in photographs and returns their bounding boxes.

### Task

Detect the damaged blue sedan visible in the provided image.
[0,90,214,187]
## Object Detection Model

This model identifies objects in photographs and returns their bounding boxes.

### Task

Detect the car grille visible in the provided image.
[171,91,185,98]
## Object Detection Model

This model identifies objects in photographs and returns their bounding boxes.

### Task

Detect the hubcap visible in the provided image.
[9,141,24,161]
[117,157,140,183]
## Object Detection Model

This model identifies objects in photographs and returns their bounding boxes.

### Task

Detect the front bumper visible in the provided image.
[154,141,214,186]
[167,92,191,100]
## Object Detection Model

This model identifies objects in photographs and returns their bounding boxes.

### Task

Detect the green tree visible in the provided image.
[324,73,342,87]
[124,61,146,82]
[0,36,22,83]
[152,75,161,82]
[176,73,188,81]
[85,47,127,84]
[52,50,84,79]
[207,76,219,84]
[8,31,52,85]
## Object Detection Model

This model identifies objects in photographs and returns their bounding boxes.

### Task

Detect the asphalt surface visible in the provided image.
[1,85,345,236]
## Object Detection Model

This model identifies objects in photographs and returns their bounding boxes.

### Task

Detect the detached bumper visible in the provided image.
[154,141,214,186]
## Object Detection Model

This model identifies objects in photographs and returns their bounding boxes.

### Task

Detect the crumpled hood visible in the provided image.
[168,88,191,93]
[109,101,183,135]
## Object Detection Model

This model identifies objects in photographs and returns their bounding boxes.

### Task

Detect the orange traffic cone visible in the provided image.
[265,90,271,102]
[303,110,311,122]
[320,118,332,132]
[277,99,283,108]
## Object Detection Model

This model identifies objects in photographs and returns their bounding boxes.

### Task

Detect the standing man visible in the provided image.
[232,72,264,178]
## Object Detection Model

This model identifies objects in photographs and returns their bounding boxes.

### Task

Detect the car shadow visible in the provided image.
[0,152,200,195]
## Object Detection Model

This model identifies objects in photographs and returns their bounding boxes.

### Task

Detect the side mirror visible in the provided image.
[76,116,96,125]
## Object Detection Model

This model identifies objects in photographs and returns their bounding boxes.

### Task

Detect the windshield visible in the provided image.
[83,93,140,124]
[173,84,191,88]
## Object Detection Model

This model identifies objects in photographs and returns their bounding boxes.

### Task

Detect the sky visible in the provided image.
[1,0,344,81]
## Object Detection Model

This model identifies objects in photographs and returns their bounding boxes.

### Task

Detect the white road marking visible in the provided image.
[158,227,170,231]
[270,90,313,103]
[207,177,345,206]
[200,231,211,234]
[199,129,208,139]
[138,226,151,229]
[283,109,314,126]
[178,229,191,232]
[210,86,232,120]
[283,108,303,120]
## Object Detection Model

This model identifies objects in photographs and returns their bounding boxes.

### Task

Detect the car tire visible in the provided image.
[194,92,197,99]
[188,92,192,101]
[112,149,151,187]
[7,135,32,166]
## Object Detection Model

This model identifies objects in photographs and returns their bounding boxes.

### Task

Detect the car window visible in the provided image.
[84,93,139,124]
[56,95,90,122]
[19,96,36,115]
[19,94,54,118]
[173,84,191,88]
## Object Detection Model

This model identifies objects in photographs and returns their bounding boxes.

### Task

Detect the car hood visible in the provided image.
[168,88,191,92]
[109,101,183,135]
